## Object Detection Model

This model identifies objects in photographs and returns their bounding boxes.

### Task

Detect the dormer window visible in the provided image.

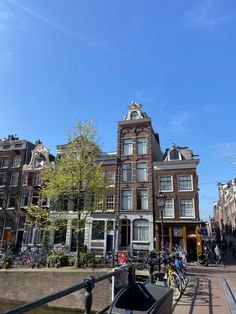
[130,111,139,120]
[170,149,180,160]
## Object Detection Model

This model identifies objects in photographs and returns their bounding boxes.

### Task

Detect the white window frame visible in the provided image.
[8,194,16,209]
[22,172,29,186]
[133,219,149,241]
[21,192,29,208]
[178,175,193,191]
[123,138,133,156]
[1,156,9,168]
[179,198,195,218]
[12,155,21,168]
[137,162,148,182]
[136,137,147,155]
[158,175,173,192]
[106,195,114,211]
[122,163,132,182]
[162,198,174,218]
[10,172,19,186]
[106,171,115,187]
[121,190,132,210]
[0,172,7,186]
[137,189,148,210]
[33,172,41,186]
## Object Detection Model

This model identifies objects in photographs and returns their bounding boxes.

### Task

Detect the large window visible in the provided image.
[170,149,180,160]
[137,137,147,154]
[106,195,114,210]
[137,163,147,182]
[33,173,41,186]
[121,190,132,210]
[163,198,174,218]
[122,164,132,182]
[0,172,7,186]
[137,189,148,210]
[22,172,29,186]
[1,157,9,168]
[32,192,40,206]
[10,172,19,186]
[0,193,4,208]
[21,193,29,207]
[12,155,21,168]
[8,194,16,208]
[133,219,149,241]
[180,199,195,218]
[91,220,105,240]
[106,171,115,186]
[123,138,132,156]
[159,176,172,191]
[178,175,192,191]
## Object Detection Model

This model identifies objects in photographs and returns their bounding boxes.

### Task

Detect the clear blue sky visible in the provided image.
[1,0,236,221]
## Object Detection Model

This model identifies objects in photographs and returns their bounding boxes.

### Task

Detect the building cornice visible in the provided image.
[153,159,199,170]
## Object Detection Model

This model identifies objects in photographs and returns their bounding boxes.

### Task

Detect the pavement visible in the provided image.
[173,250,236,314]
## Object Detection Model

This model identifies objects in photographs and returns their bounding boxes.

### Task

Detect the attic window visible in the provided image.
[130,111,138,120]
[170,149,180,160]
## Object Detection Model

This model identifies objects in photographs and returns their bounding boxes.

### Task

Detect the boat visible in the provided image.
[109,282,173,313]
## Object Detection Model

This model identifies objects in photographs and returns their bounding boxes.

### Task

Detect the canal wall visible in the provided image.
[0,268,112,311]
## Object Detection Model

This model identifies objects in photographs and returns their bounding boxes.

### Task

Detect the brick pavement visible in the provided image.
[173,250,236,314]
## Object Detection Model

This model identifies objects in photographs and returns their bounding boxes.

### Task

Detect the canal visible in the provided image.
[0,301,83,313]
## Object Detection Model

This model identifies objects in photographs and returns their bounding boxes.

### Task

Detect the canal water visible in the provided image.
[0,301,83,313]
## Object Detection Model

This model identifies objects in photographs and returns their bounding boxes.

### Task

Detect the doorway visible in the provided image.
[187,238,197,261]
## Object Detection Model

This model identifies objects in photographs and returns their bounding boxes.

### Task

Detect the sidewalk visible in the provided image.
[173,250,236,314]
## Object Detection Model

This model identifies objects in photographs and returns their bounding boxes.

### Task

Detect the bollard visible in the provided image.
[84,276,95,314]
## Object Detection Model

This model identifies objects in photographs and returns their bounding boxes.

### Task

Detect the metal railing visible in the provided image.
[1,263,141,314]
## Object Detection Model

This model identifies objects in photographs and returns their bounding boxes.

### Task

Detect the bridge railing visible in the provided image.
[2,262,146,314]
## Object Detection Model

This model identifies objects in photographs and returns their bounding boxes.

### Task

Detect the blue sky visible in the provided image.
[1,0,236,220]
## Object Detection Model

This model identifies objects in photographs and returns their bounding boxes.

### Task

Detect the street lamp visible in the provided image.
[156,192,166,251]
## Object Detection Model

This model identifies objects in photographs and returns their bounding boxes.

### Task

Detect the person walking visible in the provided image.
[214,244,222,264]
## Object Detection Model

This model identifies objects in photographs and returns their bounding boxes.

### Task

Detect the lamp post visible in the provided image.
[156,192,166,251]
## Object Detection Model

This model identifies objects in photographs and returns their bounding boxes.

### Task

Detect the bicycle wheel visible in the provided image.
[167,271,182,300]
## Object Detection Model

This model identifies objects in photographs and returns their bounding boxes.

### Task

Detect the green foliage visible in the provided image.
[78,252,95,267]
[46,253,69,268]
[3,255,12,268]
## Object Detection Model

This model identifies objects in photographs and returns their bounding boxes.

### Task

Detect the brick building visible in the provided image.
[153,144,201,260]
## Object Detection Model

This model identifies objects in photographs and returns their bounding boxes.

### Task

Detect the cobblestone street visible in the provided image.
[173,251,236,314]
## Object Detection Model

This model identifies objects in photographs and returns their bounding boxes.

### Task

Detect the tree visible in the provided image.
[27,121,109,268]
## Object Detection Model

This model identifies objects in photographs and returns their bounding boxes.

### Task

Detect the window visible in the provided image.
[8,194,16,208]
[106,171,115,186]
[170,149,180,160]
[3,145,10,150]
[180,199,195,218]
[15,144,22,149]
[32,192,39,206]
[91,220,105,240]
[137,163,147,182]
[22,172,29,186]
[0,172,7,186]
[96,196,103,211]
[137,137,147,154]
[159,176,172,191]
[122,164,132,182]
[163,199,174,218]
[0,193,4,209]
[137,189,148,210]
[33,173,41,186]
[123,138,132,156]
[130,111,138,120]
[1,157,9,168]
[121,190,132,210]
[106,195,114,210]
[12,155,21,168]
[10,172,19,186]
[21,193,29,207]
[133,219,149,241]
[60,198,68,211]
[173,227,182,237]
[178,175,192,191]
[18,216,26,229]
